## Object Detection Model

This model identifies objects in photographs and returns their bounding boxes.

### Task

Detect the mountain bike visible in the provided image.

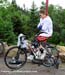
[4,33,60,70]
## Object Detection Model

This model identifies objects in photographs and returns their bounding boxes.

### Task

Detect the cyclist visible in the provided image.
[27,8,53,60]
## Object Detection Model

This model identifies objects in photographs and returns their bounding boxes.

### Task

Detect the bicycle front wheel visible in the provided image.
[4,46,27,70]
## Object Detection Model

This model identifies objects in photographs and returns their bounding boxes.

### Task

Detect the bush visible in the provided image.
[59,42,65,46]
[60,29,65,43]
[4,32,17,45]
[48,32,60,44]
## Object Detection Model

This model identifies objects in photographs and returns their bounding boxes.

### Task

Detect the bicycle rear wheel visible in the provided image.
[46,44,60,69]
[4,46,27,70]
[0,41,5,56]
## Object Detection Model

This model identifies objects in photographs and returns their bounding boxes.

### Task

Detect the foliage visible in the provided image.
[28,1,39,37]
[0,0,65,45]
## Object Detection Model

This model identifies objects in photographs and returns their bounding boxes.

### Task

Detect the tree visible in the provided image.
[41,1,46,9]
[0,0,7,3]
[11,15,23,35]
[29,1,39,38]
[12,0,16,5]
[0,0,65,45]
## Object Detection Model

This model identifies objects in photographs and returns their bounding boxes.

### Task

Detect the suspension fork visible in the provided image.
[15,47,21,60]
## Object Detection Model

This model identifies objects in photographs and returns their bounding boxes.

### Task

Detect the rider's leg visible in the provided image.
[37,36,48,59]
[38,43,47,59]
[27,39,39,60]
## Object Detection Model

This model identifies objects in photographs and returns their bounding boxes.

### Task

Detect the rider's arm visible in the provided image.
[37,18,43,30]
[37,23,42,30]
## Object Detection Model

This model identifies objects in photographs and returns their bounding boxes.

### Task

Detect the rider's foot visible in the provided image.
[40,51,46,60]
[27,55,34,60]
[40,53,46,60]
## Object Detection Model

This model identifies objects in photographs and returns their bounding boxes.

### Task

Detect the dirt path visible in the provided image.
[0,57,65,75]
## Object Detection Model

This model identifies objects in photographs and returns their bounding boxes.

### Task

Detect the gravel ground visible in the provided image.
[0,57,65,75]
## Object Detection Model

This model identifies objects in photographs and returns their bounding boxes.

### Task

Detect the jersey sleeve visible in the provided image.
[37,18,43,30]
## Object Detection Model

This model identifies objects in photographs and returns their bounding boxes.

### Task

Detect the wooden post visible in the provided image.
[46,0,49,15]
